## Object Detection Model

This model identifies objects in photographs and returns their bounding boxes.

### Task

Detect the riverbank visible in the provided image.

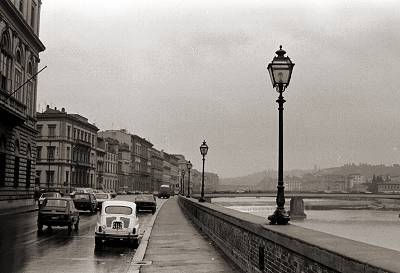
[213,197,400,211]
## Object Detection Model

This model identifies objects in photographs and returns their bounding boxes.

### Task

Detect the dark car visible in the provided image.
[158,185,171,199]
[72,193,97,213]
[37,197,79,233]
[134,194,157,214]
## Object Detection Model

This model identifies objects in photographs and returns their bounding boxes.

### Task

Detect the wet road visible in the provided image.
[0,195,160,273]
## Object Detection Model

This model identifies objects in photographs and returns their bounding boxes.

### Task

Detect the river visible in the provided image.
[213,197,400,252]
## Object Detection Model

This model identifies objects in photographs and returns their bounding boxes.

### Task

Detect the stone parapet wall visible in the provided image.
[179,197,399,273]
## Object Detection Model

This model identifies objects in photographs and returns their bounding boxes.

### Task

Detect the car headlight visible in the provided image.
[102,225,106,230]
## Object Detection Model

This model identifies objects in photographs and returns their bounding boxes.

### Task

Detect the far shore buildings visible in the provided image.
[36,106,99,194]
[0,0,45,209]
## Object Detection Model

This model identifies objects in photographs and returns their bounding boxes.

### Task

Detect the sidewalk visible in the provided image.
[140,197,243,273]
[0,203,38,216]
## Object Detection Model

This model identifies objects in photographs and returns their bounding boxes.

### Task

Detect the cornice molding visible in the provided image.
[0,0,45,53]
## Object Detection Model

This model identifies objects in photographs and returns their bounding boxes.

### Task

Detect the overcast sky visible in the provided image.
[37,0,400,178]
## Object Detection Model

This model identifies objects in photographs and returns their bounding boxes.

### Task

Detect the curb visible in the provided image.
[127,198,168,273]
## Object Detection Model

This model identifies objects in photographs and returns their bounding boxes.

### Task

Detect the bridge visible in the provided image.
[191,192,400,220]
[193,192,400,199]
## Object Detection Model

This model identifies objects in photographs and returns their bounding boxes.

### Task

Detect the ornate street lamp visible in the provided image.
[181,169,185,196]
[267,45,295,225]
[186,160,192,198]
[199,140,209,202]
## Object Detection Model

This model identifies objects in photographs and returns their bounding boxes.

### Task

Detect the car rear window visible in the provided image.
[95,194,108,199]
[74,194,89,199]
[45,199,67,207]
[105,206,132,215]
[43,192,58,197]
[135,195,154,201]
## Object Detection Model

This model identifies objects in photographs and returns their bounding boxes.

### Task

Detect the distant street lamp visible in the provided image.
[199,140,209,202]
[267,45,295,225]
[186,160,192,198]
[181,169,186,196]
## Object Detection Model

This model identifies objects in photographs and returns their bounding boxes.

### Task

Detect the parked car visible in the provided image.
[134,194,157,214]
[37,197,79,233]
[94,193,112,209]
[158,184,172,199]
[95,200,140,249]
[109,190,117,198]
[72,193,97,213]
[117,190,127,195]
[38,192,62,207]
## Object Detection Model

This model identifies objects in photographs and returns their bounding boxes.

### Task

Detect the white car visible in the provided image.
[38,192,62,207]
[94,193,112,209]
[95,200,140,248]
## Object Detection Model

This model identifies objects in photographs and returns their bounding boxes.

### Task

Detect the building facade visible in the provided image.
[131,135,152,192]
[150,147,163,192]
[36,106,98,194]
[99,129,134,191]
[96,137,118,192]
[0,0,45,209]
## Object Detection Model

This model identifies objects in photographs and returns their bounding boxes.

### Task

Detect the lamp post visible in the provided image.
[266,45,295,225]
[186,160,192,198]
[199,140,208,202]
[181,169,185,196]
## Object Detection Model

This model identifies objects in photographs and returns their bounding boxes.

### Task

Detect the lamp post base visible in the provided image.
[268,208,290,225]
[199,198,205,203]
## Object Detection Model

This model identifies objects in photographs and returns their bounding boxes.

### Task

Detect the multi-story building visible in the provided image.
[0,0,45,209]
[99,129,134,191]
[131,135,152,192]
[173,154,189,194]
[150,147,163,192]
[159,151,179,193]
[96,137,118,191]
[36,106,98,194]
[284,176,302,192]
[191,169,219,194]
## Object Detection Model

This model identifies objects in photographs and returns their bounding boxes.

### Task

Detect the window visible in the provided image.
[46,171,54,185]
[26,81,34,117]
[30,4,36,28]
[26,159,31,188]
[66,147,70,160]
[0,152,5,187]
[36,146,41,160]
[48,125,56,137]
[1,33,12,91]
[36,124,43,135]
[67,126,71,139]
[47,146,55,160]
[65,171,69,185]
[14,69,22,102]
[19,0,24,12]
[13,157,19,188]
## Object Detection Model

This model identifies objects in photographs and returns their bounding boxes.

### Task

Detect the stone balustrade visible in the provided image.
[179,196,399,273]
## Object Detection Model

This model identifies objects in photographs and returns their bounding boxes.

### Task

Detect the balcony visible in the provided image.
[0,87,27,126]
[74,138,92,147]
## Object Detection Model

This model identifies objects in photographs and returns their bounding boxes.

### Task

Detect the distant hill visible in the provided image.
[219,163,400,187]
[220,171,267,185]
[220,169,312,186]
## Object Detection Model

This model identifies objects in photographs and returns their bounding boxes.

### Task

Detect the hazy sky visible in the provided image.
[37,0,400,178]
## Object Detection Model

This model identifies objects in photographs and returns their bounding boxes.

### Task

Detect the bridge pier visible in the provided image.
[289,197,307,220]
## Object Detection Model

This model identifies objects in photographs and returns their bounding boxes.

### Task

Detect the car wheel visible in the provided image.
[130,239,138,248]
[95,237,103,249]
[74,218,79,231]
[37,222,43,232]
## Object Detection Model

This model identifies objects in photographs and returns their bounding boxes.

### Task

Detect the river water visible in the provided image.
[213,197,400,252]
